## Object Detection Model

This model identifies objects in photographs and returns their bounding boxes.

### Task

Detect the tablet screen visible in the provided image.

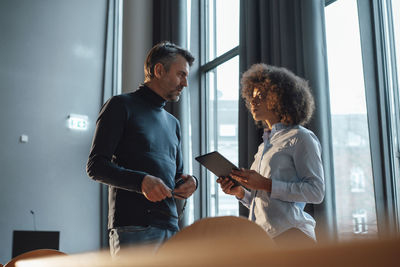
[195,151,240,185]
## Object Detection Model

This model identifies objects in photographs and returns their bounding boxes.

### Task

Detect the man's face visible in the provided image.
[158,55,190,102]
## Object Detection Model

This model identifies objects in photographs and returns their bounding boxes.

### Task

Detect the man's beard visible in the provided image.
[171,96,180,102]
[166,89,182,102]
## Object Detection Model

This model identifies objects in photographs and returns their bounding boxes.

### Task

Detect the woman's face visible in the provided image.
[250,88,280,129]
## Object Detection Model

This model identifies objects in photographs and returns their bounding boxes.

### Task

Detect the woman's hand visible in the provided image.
[230,169,272,192]
[216,177,245,199]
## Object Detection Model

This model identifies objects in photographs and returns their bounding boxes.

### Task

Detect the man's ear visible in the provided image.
[153,63,165,79]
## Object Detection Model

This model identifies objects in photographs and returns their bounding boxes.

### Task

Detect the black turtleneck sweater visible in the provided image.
[86,85,182,231]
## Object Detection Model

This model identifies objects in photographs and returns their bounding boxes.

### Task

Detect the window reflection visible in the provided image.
[352,209,368,234]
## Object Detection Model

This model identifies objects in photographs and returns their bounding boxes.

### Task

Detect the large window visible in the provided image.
[188,0,400,239]
[201,0,240,217]
[326,0,400,240]
[325,0,378,241]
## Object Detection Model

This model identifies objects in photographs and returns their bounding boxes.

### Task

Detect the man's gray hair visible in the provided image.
[144,41,195,80]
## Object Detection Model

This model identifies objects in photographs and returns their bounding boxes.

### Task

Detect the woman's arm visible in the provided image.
[270,133,325,204]
[216,177,253,208]
[230,132,324,204]
[230,169,272,192]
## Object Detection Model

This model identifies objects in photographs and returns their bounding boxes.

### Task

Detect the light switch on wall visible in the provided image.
[19,134,29,143]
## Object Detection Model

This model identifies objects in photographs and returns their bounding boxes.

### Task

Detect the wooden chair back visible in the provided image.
[4,249,66,267]
[157,216,275,258]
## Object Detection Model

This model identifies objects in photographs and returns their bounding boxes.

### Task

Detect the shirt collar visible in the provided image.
[263,123,290,142]
[270,123,288,135]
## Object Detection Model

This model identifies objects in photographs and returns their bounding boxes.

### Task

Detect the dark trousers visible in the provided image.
[109,225,177,256]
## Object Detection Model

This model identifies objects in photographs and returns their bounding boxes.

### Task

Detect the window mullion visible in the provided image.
[382,0,400,231]
[213,68,219,215]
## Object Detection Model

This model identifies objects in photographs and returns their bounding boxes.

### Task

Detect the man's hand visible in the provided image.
[230,168,272,192]
[216,177,245,199]
[141,175,172,202]
[173,174,197,199]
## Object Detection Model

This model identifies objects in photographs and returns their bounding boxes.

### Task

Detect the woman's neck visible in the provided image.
[265,118,281,130]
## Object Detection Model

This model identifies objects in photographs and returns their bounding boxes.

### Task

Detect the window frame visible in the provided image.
[357,0,398,236]
[197,0,240,219]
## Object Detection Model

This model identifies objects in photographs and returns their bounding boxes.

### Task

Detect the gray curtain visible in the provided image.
[239,0,337,242]
[152,0,191,228]
[101,0,122,248]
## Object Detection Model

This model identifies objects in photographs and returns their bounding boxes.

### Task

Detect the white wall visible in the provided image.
[0,0,107,263]
[0,0,154,263]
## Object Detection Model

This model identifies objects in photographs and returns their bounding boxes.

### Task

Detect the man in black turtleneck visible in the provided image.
[86,42,197,256]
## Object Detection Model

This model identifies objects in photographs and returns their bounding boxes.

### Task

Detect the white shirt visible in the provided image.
[240,123,325,240]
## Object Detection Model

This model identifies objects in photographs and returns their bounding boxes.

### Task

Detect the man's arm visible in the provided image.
[171,121,197,199]
[86,97,149,193]
[173,174,197,199]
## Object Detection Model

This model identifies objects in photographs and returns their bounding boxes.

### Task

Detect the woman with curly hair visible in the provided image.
[217,64,325,247]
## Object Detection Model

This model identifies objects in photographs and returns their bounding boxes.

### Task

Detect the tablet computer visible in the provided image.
[195,151,240,186]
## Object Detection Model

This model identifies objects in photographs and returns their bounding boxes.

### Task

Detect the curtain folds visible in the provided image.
[152,0,191,228]
[239,0,337,242]
[100,0,122,247]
